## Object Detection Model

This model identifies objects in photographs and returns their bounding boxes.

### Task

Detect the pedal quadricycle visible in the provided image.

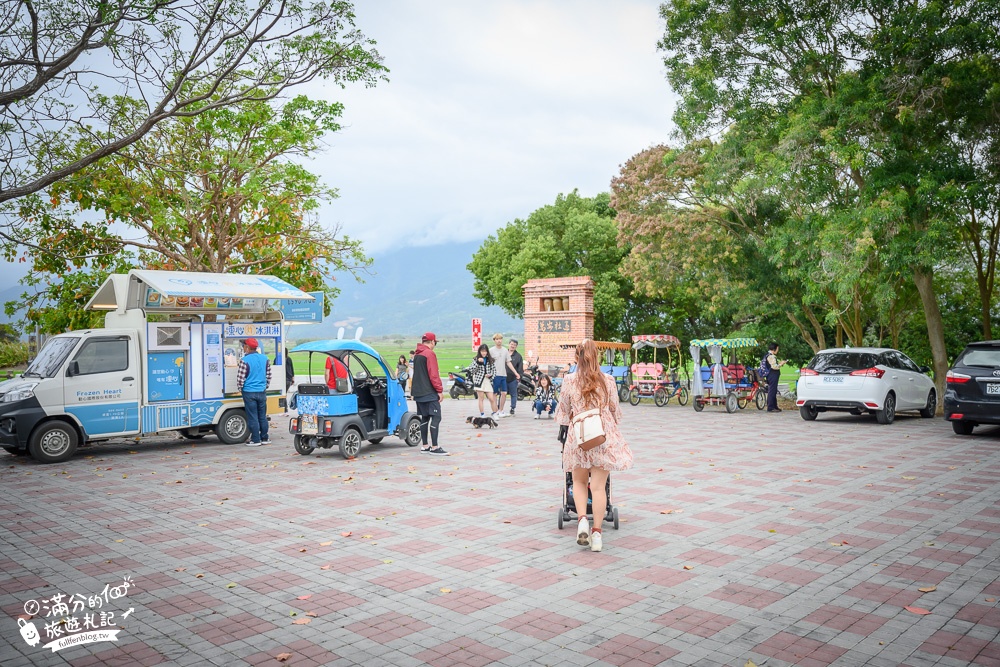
[627,334,689,407]
[689,338,766,413]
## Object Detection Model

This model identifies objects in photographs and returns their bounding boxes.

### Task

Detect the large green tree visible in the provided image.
[657,0,1000,402]
[0,0,385,210]
[6,93,369,333]
[468,191,708,342]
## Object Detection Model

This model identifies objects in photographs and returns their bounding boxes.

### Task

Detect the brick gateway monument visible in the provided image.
[522,276,594,369]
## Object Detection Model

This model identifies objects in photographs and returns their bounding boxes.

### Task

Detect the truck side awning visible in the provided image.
[86,270,314,312]
[131,270,314,299]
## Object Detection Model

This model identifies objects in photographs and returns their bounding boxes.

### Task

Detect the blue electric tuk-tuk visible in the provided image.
[288,340,422,458]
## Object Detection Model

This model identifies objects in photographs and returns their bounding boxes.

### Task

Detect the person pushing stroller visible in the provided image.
[555,339,633,552]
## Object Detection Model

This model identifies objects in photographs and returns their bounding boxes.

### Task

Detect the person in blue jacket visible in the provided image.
[237,338,271,446]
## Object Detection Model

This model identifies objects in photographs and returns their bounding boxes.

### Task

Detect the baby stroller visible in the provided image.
[556,427,620,530]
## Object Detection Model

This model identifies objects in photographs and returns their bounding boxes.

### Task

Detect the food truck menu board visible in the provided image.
[147,352,186,402]
[144,287,260,311]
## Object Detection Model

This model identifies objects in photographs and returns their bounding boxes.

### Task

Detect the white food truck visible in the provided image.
[0,270,316,463]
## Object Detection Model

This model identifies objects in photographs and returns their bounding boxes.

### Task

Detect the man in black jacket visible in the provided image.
[410,332,447,455]
[506,339,524,416]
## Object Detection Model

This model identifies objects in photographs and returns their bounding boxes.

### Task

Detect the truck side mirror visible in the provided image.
[67,360,80,377]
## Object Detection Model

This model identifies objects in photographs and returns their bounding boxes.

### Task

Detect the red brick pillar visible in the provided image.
[522,276,594,370]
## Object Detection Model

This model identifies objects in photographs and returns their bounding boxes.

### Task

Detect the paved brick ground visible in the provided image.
[1,397,998,666]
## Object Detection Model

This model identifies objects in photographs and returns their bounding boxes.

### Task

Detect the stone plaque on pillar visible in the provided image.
[522,276,594,368]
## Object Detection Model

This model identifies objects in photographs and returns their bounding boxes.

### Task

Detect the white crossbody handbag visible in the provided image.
[571,407,606,451]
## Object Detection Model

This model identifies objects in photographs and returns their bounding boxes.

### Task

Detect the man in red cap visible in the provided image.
[410,332,446,455]
[237,338,271,446]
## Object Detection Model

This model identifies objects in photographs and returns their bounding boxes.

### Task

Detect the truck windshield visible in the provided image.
[24,337,79,378]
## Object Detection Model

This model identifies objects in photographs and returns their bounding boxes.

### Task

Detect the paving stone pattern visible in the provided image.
[1,401,998,666]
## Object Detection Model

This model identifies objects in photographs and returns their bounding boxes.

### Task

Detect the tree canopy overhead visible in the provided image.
[638,0,1000,402]
[7,92,370,334]
[0,0,386,209]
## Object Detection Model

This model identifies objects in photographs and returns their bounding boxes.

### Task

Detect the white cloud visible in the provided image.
[305,0,678,255]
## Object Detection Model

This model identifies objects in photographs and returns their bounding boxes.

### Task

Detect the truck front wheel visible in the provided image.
[29,421,79,464]
[216,409,249,444]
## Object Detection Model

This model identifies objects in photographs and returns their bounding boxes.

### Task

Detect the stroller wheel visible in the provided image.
[613,507,620,530]
[557,509,564,530]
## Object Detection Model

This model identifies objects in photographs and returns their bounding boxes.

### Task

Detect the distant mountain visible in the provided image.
[288,240,522,339]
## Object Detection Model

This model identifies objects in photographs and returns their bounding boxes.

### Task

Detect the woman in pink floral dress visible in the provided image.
[555,339,633,552]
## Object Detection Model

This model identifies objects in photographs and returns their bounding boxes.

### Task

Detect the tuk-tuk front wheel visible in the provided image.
[28,421,78,464]
[294,435,314,456]
[628,388,641,406]
[725,392,738,413]
[339,426,363,459]
[693,397,704,412]
[404,416,422,446]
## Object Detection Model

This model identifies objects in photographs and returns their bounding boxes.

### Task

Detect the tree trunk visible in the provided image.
[786,310,819,353]
[803,305,827,350]
[835,323,843,348]
[913,267,948,415]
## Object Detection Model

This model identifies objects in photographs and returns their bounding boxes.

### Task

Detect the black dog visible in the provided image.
[466,416,498,429]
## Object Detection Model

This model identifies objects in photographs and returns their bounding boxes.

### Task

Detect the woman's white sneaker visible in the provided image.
[576,518,590,546]
[591,531,603,552]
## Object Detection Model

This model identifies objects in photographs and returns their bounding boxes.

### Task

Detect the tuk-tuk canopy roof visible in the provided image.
[291,339,382,358]
[690,337,759,349]
[631,334,681,349]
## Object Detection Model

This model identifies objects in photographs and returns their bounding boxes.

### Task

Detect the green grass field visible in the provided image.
[287,336,507,380]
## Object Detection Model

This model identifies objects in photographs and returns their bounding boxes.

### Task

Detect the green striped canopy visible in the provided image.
[689,337,759,349]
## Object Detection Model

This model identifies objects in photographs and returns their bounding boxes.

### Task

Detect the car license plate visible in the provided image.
[986,383,1000,395]
[823,376,845,383]
[300,414,318,434]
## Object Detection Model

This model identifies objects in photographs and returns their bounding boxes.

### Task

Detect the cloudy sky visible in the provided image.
[300,0,679,256]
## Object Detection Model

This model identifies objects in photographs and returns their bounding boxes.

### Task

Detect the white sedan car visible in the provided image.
[796,348,936,424]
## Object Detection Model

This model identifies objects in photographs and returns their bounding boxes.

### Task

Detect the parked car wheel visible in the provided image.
[28,421,78,464]
[875,393,896,425]
[339,426,362,459]
[628,388,641,406]
[919,390,936,418]
[951,420,974,435]
[404,416,422,446]
[294,435,315,456]
[215,409,249,444]
[799,404,818,421]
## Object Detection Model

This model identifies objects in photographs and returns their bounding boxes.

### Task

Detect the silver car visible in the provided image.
[795,348,936,424]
